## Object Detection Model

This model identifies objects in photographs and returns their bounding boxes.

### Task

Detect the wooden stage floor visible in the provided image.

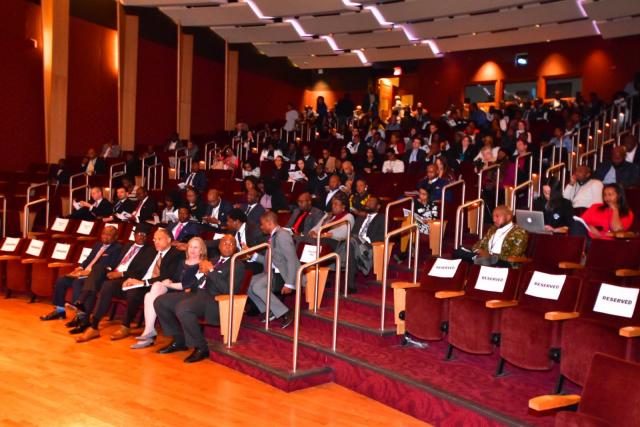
[0,298,427,427]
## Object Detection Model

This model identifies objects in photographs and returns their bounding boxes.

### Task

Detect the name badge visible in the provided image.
[525,271,566,300]
[428,258,462,278]
[51,243,71,260]
[593,283,639,319]
[474,266,509,293]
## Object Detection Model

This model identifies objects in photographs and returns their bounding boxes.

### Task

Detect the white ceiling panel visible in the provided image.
[406,0,583,39]
[598,17,640,39]
[254,40,335,57]
[289,53,368,69]
[365,45,436,62]
[377,0,539,22]
[251,0,357,18]
[437,20,597,52]
[584,0,640,20]
[333,29,410,50]
[160,4,263,26]
[212,23,302,43]
[122,0,225,6]
[298,10,386,35]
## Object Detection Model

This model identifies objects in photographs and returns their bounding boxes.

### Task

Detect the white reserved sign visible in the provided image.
[428,258,462,278]
[300,245,318,263]
[525,271,566,300]
[1,237,20,252]
[78,247,93,264]
[50,217,69,232]
[77,220,94,235]
[593,283,639,319]
[25,239,45,257]
[475,266,509,293]
[51,243,71,260]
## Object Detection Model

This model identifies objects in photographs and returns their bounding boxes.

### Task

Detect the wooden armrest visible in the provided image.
[51,233,72,239]
[0,255,21,261]
[391,281,420,289]
[21,258,48,264]
[506,256,532,264]
[544,311,580,321]
[214,294,246,302]
[616,269,640,277]
[435,290,465,299]
[529,394,581,412]
[371,241,384,247]
[48,262,74,268]
[28,231,49,237]
[553,227,568,234]
[614,231,638,239]
[485,300,518,309]
[392,216,405,222]
[619,326,640,338]
[558,261,584,270]
[77,236,97,242]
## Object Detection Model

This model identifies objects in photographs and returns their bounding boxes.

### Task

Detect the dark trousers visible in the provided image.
[77,266,109,313]
[90,279,149,329]
[155,291,211,351]
[52,276,85,308]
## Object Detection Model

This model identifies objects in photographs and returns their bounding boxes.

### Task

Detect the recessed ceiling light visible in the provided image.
[535,24,541,28]
[472,32,477,36]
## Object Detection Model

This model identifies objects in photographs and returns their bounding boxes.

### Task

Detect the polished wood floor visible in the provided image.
[0,297,428,427]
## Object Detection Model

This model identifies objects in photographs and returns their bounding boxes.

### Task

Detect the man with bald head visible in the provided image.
[202,188,232,230]
[464,205,528,267]
[595,145,640,188]
[286,192,324,236]
[155,234,245,363]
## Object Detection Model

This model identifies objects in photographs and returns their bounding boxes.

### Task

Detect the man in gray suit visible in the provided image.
[247,211,298,328]
[286,192,324,238]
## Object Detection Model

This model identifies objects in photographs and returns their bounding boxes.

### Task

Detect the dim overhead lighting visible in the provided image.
[422,39,441,56]
[591,20,601,35]
[321,35,341,51]
[472,32,477,36]
[535,24,541,28]
[364,6,393,26]
[285,19,313,38]
[354,49,369,65]
[242,0,272,19]
[399,25,419,41]
[342,0,361,6]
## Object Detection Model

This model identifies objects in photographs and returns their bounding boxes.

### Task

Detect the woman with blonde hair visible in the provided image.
[132,237,208,349]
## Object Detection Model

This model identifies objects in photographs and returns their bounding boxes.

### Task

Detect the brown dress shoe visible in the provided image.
[110,326,130,341]
[76,327,100,343]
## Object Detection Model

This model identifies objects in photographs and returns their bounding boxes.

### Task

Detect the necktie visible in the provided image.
[104,147,111,158]
[235,231,243,249]
[133,200,144,218]
[118,245,140,268]
[246,205,253,215]
[152,252,163,277]
[291,211,309,234]
[186,173,194,186]
[86,245,108,270]
[360,215,374,238]
[174,222,185,240]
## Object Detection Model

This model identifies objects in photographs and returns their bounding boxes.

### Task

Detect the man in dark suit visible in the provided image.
[344,196,384,292]
[417,164,447,201]
[76,228,184,342]
[301,145,317,171]
[66,223,154,334]
[81,148,107,176]
[202,189,233,231]
[129,186,157,223]
[241,188,266,227]
[70,187,113,221]
[318,174,345,212]
[218,208,265,274]
[595,146,640,188]
[403,136,428,174]
[286,192,324,237]
[623,134,640,165]
[178,161,208,194]
[40,226,121,322]
[247,211,299,328]
[154,234,245,363]
[168,207,201,245]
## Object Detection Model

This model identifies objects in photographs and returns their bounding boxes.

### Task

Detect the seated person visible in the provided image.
[168,207,201,246]
[533,178,574,233]
[416,164,447,201]
[39,226,121,322]
[126,186,157,223]
[240,188,266,227]
[201,188,232,230]
[81,148,106,176]
[572,183,634,241]
[160,195,178,225]
[184,187,206,221]
[382,149,405,174]
[100,140,121,159]
[595,146,640,188]
[394,187,439,262]
[270,156,289,182]
[308,194,355,251]
[349,178,370,218]
[103,187,135,222]
[70,186,113,221]
[286,192,324,237]
[241,160,261,179]
[247,212,297,328]
[259,178,288,212]
[455,205,528,267]
[132,236,208,349]
[345,196,384,292]
[178,161,207,194]
[317,174,346,212]
[563,165,603,211]
[403,136,427,173]
[259,141,284,162]
[154,234,245,363]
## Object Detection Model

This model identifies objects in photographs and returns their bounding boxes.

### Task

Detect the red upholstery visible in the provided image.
[525,234,585,274]
[577,239,640,283]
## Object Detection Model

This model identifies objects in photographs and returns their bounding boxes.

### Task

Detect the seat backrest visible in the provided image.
[462,264,521,302]
[239,269,254,294]
[420,257,469,292]
[531,234,584,274]
[579,353,640,427]
[586,239,640,273]
[516,270,582,314]
[577,280,640,328]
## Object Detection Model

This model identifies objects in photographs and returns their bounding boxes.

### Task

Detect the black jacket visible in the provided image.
[144,247,185,284]
[352,213,385,243]
[595,161,640,188]
[131,196,157,222]
[80,241,122,270]
[118,244,157,280]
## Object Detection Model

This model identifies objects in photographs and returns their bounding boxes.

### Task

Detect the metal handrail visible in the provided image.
[454,199,485,250]
[545,162,567,189]
[146,163,164,191]
[316,217,351,300]
[579,149,598,171]
[537,142,556,193]
[176,155,192,180]
[292,252,341,373]
[514,151,533,189]
[69,172,89,215]
[384,196,414,266]
[439,179,466,257]
[227,242,272,348]
[24,182,50,238]
[0,195,5,238]
[381,223,419,331]
[108,162,127,201]
[140,153,157,186]
[508,179,533,212]
[477,163,500,209]
[204,141,217,170]
[599,138,616,163]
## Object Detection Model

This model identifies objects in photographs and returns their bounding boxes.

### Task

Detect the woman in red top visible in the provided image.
[580,183,634,240]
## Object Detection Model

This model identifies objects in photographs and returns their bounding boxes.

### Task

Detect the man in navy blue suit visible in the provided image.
[168,207,201,247]
[178,161,208,194]
[202,189,232,230]
[40,226,122,321]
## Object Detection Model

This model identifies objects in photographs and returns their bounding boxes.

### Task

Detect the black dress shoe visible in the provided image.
[65,301,86,314]
[68,323,90,335]
[65,315,81,328]
[184,348,210,363]
[157,341,188,354]
[279,311,293,329]
[40,310,66,321]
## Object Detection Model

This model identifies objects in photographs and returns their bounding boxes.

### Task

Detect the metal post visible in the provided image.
[477,163,500,210]
[545,162,567,190]
[108,162,127,201]
[315,217,351,302]
[384,197,414,266]
[454,199,485,250]
[68,172,89,216]
[509,180,533,213]
[439,180,465,257]
[0,195,6,238]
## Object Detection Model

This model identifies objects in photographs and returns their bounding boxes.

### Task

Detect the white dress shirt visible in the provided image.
[116,244,144,273]
[563,179,604,209]
[382,159,405,173]
[488,223,514,255]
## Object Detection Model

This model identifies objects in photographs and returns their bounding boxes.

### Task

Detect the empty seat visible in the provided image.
[559,238,640,283]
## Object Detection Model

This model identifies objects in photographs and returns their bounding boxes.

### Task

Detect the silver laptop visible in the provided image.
[515,210,552,234]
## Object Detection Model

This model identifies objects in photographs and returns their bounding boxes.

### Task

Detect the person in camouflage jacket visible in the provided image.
[472,205,528,265]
